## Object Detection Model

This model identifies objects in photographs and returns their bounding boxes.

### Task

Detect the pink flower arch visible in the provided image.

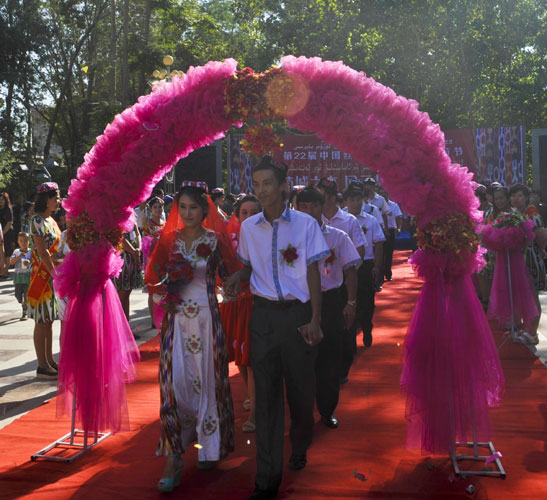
[57,56,504,453]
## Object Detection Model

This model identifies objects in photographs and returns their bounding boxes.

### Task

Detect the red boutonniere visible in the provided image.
[280,243,299,267]
[325,249,336,265]
[196,242,212,258]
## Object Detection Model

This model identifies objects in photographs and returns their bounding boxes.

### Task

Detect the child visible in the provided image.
[10,232,32,320]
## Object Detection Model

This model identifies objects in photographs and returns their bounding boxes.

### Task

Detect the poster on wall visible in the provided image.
[443,129,477,174]
[474,126,525,186]
[228,133,375,194]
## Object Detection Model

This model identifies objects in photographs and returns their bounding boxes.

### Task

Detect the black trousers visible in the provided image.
[250,298,317,491]
[341,260,375,377]
[316,287,344,417]
[383,228,396,279]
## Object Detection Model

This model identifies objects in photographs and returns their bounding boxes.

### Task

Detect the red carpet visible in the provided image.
[1,251,546,499]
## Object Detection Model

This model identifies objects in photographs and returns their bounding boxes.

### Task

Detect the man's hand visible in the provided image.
[224,272,241,299]
[298,320,323,346]
[342,303,356,329]
[161,303,178,314]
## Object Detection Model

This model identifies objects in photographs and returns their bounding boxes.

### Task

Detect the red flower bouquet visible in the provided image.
[160,248,194,305]
[280,244,299,267]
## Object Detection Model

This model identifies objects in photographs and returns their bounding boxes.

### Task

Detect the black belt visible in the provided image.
[253,296,301,310]
[322,287,341,297]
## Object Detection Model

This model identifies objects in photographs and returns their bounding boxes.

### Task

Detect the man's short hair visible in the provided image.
[316,177,337,197]
[252,155,288,184]
[296,187,325,206]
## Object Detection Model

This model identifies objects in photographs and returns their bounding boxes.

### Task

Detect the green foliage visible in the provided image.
[0,0,545,193]
[0,151,18,190]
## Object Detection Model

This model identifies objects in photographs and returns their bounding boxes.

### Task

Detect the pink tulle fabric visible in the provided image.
[54,244,140,433]
[400,250,505,453]
[481,221,538,328]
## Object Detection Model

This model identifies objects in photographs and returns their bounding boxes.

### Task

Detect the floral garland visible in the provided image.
[416,212,479,257]
[481,211,535,252]
[224,67,287,156]
[66,211,123,252]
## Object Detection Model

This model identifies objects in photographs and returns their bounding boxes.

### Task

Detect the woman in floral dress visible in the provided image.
[146,181,237,493]
[113,222,143,321]
[27,182,61,379]
[142,196,165,327]
[509,183,545,344]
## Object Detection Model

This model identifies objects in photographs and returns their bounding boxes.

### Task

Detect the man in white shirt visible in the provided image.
[316,177,366,259]
[296,187,360,430]
[225,157,329,500]
[363,178,389,226]
[343,180,384,228]
[363,178,389,290]
[343,184,385,372]
[378,187,402,281]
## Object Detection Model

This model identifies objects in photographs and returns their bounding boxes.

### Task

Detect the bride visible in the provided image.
[146,181,238,492]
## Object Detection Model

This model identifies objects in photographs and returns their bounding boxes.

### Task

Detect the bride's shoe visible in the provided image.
[158,455,184,493]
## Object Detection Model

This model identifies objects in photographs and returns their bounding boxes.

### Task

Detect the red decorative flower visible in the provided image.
[164,292,183,305]
[280,244,299,266]
[325,249,336,265]
[196,242,212,258]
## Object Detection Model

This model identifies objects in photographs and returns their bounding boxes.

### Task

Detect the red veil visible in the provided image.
[145,194,241,294]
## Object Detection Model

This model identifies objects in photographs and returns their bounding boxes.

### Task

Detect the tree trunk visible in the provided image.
[138,0,154,96]
[120,0,130,107]
[109,0,117,98]
[43,2,108,160]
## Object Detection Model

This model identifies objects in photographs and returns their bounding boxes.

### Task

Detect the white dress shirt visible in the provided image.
[351,212,385,260]
[386,200,402,229]
[319,223,361,291]
[369,193,390,216]
[359,203,384,228]
[322,208,366,251]
[238,206,330,302]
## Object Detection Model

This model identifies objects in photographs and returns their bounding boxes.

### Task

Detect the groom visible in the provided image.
[225,156,329,500]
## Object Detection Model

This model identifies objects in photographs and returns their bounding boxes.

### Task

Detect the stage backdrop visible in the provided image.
[228,126,524,194]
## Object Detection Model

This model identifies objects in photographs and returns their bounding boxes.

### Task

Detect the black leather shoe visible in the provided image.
[288,453,307,470]
[321,413,339,429]
[248,486,278,500]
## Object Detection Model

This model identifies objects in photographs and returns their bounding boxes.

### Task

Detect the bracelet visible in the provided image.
[346,300,356,307]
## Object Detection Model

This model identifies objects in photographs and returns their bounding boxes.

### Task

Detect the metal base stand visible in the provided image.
[497,249,518,350]
[31,389,110,463]
[450,440,506,479]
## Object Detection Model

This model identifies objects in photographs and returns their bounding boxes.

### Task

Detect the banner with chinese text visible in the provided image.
[228,126,525,194]
[228,133,374,193]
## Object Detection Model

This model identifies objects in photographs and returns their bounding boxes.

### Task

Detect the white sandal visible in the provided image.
[520,331,539,345]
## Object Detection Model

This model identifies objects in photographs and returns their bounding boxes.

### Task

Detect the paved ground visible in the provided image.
[0,271,158,430]
[1,267,546,431]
